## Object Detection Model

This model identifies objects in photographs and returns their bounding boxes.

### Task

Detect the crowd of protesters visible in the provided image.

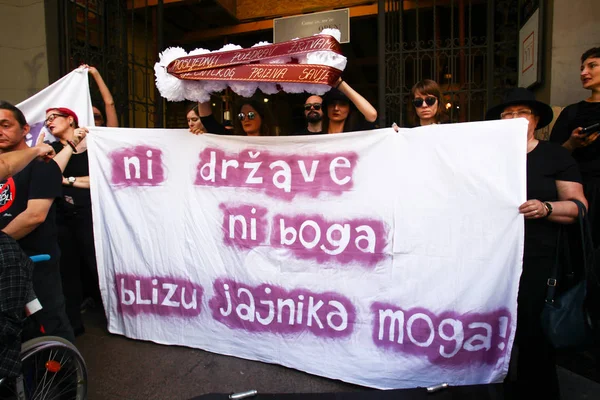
[0,47,599,399]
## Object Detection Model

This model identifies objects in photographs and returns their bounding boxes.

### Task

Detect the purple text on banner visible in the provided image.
[194,148,358,200]
[372,302,512,365]
[271,214,389,266]
[116,274,203,317]
[210,278,356,338]
[220,203,269,249]
[110,146,165,187]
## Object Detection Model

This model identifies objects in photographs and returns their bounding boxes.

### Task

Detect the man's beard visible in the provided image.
[306,112,322,123]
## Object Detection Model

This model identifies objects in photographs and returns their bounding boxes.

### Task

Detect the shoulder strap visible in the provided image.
[571,199,594,278]
[545,199,593,303]
[545,227,564,303]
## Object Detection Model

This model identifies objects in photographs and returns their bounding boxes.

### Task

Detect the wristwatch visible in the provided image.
[543,201,553,217]
[67,176,76,186]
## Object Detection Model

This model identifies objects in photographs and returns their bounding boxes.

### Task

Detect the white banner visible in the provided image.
[87,120,527,389]
[17,66,94,145]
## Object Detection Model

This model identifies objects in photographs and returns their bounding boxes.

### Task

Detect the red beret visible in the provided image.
[46,107,79,127]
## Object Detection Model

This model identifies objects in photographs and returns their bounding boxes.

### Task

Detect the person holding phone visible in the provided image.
[550,47,600,242]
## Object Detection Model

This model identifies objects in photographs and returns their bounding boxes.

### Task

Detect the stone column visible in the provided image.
[549,0,600,107]
[0,0,48,104]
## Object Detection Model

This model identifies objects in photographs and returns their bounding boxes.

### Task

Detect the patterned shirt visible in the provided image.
[0,231,33,378]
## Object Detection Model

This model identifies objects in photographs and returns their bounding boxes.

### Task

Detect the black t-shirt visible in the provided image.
[0,159,62,257]
[292,127,325,135]
[51,142,91,208]
[200,114,228,135]
[550,101,600,176]
[343,114,376,133]
[525,140,582,256]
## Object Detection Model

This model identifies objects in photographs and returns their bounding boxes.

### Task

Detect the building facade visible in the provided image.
[0,0,598,131]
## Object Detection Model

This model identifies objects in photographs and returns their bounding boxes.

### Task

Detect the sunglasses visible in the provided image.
[44,113,68,126]
[93,113,103,121]
[237,112,256,121]
[304,103,322,111]
[412,97,437,108]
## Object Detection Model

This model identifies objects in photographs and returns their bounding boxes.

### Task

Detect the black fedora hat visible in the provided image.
[485,87,554,129]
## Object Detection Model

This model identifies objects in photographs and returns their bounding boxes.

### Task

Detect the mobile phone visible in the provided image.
[581,122,600,136]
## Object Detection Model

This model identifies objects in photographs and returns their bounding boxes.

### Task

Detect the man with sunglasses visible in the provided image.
[297,95,324,135]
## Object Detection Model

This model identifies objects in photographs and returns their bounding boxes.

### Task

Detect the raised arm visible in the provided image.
[336,79,378,123]
[192,101,227,135]
[52,128,88,173]
[197,101,213,117]
[87,65,119,127]
[0,142,54,180]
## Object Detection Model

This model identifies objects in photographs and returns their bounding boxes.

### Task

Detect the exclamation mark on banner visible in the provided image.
[497,316,509,350]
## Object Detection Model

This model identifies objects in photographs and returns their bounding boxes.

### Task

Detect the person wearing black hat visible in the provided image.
[322,78,377,134]
[487,88,587,399]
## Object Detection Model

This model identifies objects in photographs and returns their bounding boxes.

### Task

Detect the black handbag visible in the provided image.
[541,199,595,349]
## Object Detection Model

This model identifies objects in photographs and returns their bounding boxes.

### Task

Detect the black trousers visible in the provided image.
[57,205,100,332]
[511,254,560,400]
[23,255,75,344]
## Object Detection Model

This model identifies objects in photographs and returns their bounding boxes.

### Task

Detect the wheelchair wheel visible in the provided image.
[0,336,88,400]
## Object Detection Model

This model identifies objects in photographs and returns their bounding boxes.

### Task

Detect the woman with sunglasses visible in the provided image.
[45,107,97,336]
[232,100,275,136]
[407,79,448,127]
[191,99,275,136]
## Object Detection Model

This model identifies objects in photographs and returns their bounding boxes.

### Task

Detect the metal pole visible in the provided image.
[486,0,494,110]
[156,0,165,128]
[378,0,386,127]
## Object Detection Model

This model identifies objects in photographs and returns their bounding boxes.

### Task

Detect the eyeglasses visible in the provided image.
[93,113,103,121]
[304,103,322,111]
[237,112,256,121]
[412,97,438,108]
[44,113,68,126]
[500,109,533,119]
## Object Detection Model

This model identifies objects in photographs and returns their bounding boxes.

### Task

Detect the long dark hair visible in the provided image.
[321,88,361,133]
[232,99,276,136]
[407,79,448,126]
[92,103,106,126]
[186,102,199,117]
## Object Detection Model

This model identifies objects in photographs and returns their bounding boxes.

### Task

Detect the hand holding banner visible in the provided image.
[87,120,527,389]
[17,66,94,146]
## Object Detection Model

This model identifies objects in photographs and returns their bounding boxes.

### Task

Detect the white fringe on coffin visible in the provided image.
[154,29,347,102]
